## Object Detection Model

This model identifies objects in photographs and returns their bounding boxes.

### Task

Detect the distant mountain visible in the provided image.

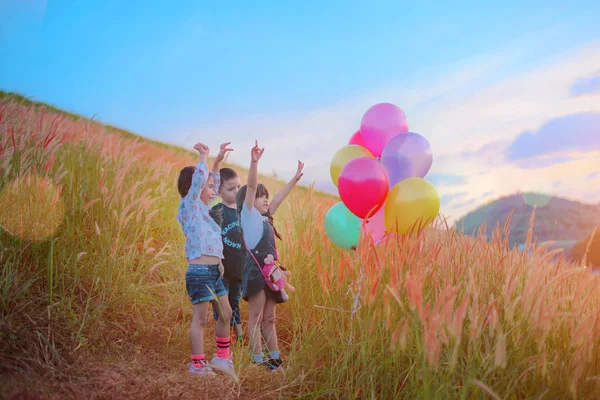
[454,193,600,249]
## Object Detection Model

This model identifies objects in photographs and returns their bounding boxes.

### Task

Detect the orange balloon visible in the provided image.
[384,177,440,234]
[330,145,374,187]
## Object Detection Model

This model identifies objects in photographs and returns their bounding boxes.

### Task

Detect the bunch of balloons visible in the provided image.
[324,103,441,250]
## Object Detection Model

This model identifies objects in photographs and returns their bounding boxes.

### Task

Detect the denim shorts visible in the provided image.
[185,264,228,304]
[212,279,242,325]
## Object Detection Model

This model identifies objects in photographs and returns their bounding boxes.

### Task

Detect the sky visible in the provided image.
[1,0,600,225]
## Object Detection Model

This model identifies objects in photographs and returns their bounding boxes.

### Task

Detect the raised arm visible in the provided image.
[211,142,233,197]
[269,160,304,215]
[244,140,264,211]
[183,143,210,208]
[212,142,233,174]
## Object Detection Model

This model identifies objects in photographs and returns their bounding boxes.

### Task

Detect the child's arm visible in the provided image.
[183,143,210,208]
[269,160,304,215]
[244,140,265,212]
[211,142,233,197]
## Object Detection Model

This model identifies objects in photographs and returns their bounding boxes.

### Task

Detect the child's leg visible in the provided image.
[213,294,233,359]
[213,294,233,339]
[209,295,237,379]
[190,301,210,359]
[229,282,243,339]
[247,290,267,362]
[261,297,279,360]
[212,279,230,322]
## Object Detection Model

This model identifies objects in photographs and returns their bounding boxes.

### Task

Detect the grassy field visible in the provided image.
[1,92,600,399]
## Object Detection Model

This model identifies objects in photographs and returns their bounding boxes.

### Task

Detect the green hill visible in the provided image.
[454,193,600,249]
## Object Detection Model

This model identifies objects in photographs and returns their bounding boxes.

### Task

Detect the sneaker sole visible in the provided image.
[188,366,216,377]
[209,363,240,382]
[189,370,216,377]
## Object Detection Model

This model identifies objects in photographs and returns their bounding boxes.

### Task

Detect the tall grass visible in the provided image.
[280,197,600,398]
[1,93,600,399]
[0,96,211,370]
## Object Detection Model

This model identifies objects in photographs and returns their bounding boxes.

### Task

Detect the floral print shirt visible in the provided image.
[176,161,224,261]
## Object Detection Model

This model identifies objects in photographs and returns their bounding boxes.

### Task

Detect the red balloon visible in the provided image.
[348,130,365,146]
[338,157,389,219]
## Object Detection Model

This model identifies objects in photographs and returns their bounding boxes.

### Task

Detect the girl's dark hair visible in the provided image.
[178,165,222,226]
[236,183,283,240]
[178,166,195,198]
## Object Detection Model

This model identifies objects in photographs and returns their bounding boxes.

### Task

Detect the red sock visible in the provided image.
[191,354,205,367]
[216,336,230,359]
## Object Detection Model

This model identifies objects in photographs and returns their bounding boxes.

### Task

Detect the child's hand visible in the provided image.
[216,142,233,162]
[292,160,304,182]
[218,261,224,279]
[251,140,264,163]
[194,143,209,156]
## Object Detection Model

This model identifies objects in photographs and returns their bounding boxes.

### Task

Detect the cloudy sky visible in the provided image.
[1,0,599,224]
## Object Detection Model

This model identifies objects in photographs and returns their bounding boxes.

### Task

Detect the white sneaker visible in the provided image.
[188,361,215,377]
[209,355,238,381]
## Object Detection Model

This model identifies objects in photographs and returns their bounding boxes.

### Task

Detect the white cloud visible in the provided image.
[570,70,600,96]
[171,45,527,179]
[169,38,600,225]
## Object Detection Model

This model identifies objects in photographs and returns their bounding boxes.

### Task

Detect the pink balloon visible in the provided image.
[364,206,386,243]
[348,130,365,146]
[338,157,389,219]
[360,103,409,157]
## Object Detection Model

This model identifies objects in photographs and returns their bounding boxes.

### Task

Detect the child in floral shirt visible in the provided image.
[176,142,236,379]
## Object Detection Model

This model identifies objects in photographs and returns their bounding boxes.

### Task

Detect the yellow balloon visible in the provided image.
[384,177,440,234]
[330,145,374,186]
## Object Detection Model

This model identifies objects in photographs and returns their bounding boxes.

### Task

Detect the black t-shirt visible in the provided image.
[211,203,245,282]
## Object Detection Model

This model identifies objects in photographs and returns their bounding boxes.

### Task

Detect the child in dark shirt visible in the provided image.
[211,167,245,341]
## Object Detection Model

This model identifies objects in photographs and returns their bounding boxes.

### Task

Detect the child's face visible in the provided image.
[218,176,241,205]
[200,175,215,206]
[254,195,269,215]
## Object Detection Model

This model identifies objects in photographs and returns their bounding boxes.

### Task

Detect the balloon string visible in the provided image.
[346,263,364,346]
[313,258,364,345]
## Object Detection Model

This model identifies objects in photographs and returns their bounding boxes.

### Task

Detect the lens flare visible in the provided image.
[521,177,553,208]
[0,175,65,240]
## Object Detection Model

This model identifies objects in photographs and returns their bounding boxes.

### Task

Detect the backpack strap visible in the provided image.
[243,221,279,269]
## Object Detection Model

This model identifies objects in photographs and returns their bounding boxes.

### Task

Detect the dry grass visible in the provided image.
[1,93,600,399]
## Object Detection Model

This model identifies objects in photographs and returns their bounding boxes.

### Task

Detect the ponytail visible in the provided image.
[264,210,283,241]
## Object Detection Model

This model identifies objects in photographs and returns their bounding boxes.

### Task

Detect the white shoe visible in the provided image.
[209,355,238,381]
[188,361,215,377]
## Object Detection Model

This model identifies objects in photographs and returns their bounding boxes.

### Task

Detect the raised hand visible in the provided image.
[251,140,265,163]
[216,142,233,162]
[194,142,209,156]
[293,160,304,182]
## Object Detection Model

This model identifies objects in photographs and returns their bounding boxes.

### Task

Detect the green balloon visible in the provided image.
[324,202,361,250]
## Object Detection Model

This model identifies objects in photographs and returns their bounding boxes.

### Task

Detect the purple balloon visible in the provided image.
[360,103,409,158]
[380,132,433,187]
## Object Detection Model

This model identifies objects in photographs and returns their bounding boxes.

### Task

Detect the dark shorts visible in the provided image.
[242,262,286,304]
[185,264,227,304]
[212,279,242,325]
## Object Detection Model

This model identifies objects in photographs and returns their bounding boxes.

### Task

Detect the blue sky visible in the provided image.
[1,0,600,223]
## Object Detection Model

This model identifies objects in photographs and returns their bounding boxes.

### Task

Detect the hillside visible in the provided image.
[454,193,600,248]
[0,90,336,202]
[2,90,600,399]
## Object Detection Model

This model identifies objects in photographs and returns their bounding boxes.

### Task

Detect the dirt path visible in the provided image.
[2,359,307,399]
[1,307,308,399]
